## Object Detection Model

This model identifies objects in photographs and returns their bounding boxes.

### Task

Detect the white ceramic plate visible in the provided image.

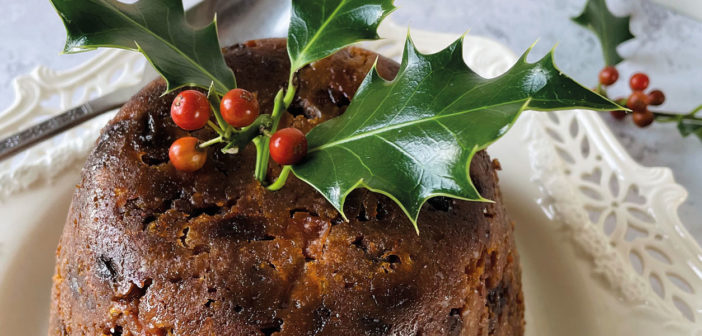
[651,0,702,21]
[1,20,701,335]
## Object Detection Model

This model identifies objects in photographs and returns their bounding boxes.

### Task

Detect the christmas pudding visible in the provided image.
[49,39,525,335]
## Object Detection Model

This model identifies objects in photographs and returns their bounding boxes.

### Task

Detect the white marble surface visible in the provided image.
[1,0,700,242]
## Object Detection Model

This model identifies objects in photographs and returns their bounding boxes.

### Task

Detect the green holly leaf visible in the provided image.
[677,105,702,141]
[572,0,634,65]
[287,0,396,73]
[678,120,702,141]
[50,0,236,94]
[291,36,621,231]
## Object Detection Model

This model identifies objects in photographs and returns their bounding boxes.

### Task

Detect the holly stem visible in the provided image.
[254,88,287,182]
[652,111,697,123]
[207,120,224,136]
[206,89,231,137]
[253,136,264,176]
[199,136,223,148]
[266,165,292,191]
[649,104,702,122]
[611,96,702,123]
[284,73,296,106]
[254,73,298,185]
[223,114,273,153]
[595,83,606,97]
[609,109,702,123]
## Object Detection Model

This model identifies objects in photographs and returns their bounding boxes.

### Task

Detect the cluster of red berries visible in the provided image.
[599,66,665,127]
[167,89,307,172]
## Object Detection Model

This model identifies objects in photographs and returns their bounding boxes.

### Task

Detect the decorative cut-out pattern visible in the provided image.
[525,109,702,329]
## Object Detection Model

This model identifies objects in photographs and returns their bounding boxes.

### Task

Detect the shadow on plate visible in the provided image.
[0,189,71,335]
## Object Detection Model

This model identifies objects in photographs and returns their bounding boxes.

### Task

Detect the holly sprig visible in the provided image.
[574,0,702,141]
[255,0,397,183]
[572,0,634,66]
[51,0,396,182]
[291,38,619,230]
[655,106,702,141]
[53,0,624,230]
[50,0,236,94]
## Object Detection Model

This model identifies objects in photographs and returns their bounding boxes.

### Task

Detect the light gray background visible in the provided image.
[1,0,701,242]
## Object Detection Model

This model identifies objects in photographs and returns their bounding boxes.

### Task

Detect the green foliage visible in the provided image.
[572,0,634,65]
[287,0,396,73]
[50,0,236,94]
[50,0,629,228]
[676,105,702,141]
[292,36,621,231]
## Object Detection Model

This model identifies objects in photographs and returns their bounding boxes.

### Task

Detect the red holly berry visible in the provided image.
[627,91,649,112]
[171,90,210,130]
[599,66,619,86]
[169,137,207,172]
[647,89,665,106]
[629,73,650,91]
[632,110,654,128]
[610,110,627,120]
[220,88,260,128]
[269,128,307,165]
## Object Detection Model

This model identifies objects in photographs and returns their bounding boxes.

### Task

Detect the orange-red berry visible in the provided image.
[629,73,650,91]
[610,110,627,120]
[647,89,665,106]
[171,90,210,130]
[599,66,619,86]
[627,91,649,112]
[269,128,307,165]
[632,110,654,128]
[169,137,207,172]
[220,88,260,128]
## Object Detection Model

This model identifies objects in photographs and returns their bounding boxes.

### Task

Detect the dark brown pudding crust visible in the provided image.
[49,38,524,336]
